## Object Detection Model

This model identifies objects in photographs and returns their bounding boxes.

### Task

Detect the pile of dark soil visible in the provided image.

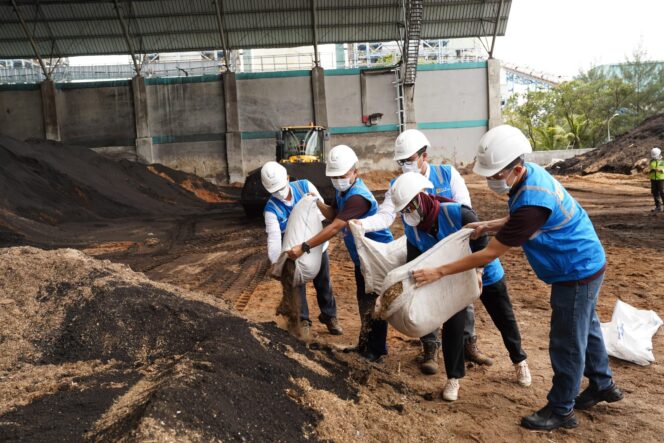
[550,113,664,175]
[0,136,232,247]
[0,247,356,442]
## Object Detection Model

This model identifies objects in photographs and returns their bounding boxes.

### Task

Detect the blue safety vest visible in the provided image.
[428,164,453,198]
[508,163,606,284]
[404,202,504,286]
[264,179,310,233]
[336,178,393,265]
[389,164,453,199]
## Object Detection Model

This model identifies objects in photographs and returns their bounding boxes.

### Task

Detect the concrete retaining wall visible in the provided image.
[57,83,135,147]
[0,62,495,183]
[526,148,595,166]
[0,88,44,140]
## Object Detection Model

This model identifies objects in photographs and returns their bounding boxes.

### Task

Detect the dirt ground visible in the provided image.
[91,171,663,442]
[2,169,663,441]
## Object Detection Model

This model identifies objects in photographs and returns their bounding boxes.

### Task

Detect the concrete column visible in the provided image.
[223,71,244,183]
[335,44,345,68]
[404,83,417,130]
[487,58,502,129]
[40,79,60,141]
[131,75,154,163]
[311,66,328,127]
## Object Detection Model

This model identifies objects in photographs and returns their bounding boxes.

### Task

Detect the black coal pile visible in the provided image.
[0,136,230,247]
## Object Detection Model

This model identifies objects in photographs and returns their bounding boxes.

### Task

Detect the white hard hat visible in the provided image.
[652,147,662,159]
[473,125,533,177]
[390,172,434,212]
[260,161,288,193]
[326,145,359,177]
[394,129,431,161]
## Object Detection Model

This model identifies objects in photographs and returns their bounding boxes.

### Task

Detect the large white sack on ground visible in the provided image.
[601,299,663,366]
[376,229,480,338]
[349,221,407,294]
[271,196,325,286]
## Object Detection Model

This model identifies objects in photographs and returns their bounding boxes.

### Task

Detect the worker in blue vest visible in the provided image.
[261,161,342,340]
[390,172,531,401]
[287,145,394,361]
[357,129,491,374]
[412,125,623,430]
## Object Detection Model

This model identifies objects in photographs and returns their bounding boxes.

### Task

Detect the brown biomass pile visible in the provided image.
[550,113,664,175]
[0,247,356,442]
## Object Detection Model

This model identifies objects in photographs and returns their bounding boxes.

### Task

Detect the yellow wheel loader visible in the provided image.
[241,125,336,217]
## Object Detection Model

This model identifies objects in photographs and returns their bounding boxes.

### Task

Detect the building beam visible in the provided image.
[223,72,244,183]
[112,0,141,75]
[9,0,50,79]
[488,0,504,58]
[212,0,231,70]
[311,0,320,67]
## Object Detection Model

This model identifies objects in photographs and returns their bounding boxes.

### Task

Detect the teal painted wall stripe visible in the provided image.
[241,130,277,140]
[0,83,40,91]
[330,124,399,134]
[0,61,488,90]
[56,79,131,89]
[417,120,487,130]
[237,70,311,80]
[145,74,221,86]
[152,133,225,144]
[125,119,488,145]
[417,61,487,71]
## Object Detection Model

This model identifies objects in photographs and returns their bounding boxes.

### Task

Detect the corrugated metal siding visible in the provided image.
[0,0,511,58]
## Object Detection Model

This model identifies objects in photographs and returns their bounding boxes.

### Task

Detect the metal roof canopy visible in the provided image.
[1,0,511,73]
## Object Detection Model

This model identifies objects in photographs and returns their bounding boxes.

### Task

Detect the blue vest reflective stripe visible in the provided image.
[428,164,453,198]
[389,164,452,199]
[404,203,504,286]
[264,179,310,233]
[508,163,606,284]
[336,178,393,265]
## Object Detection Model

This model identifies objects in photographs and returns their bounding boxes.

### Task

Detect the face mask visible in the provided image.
[487,169,516,195]
[272,185,290,201]
[403,211,421,226]
[401,160,420,174]
[331,178,352,192]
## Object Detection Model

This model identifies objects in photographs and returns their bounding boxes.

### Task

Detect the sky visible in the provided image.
[493,0,664,77]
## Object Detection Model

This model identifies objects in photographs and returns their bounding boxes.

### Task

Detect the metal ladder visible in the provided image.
[403,0,423,85]
[394,67,406,132]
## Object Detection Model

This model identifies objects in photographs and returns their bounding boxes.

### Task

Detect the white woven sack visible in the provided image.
[349,221,407,294]
[601,299,663,366]
[376,229,481,338]
[272,196,325,285]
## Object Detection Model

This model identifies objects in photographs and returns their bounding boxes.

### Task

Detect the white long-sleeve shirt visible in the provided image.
[361,163,472,233]
[264,182,327,264]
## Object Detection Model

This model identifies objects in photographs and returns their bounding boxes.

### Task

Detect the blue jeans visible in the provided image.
[547,274,613,414]
[298,251,337,321]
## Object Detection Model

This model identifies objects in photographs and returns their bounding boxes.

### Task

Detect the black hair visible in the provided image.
[505,155,525,170]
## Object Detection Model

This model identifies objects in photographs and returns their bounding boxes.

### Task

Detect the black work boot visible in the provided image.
[465,336,493,366]
[574,382,624,410]
[419,341,439,375]
[521,404,578,431]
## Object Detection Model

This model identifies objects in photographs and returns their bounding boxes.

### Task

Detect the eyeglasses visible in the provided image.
[400,199,419,214]
[396,148,426,166]
[397,156,418,166]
